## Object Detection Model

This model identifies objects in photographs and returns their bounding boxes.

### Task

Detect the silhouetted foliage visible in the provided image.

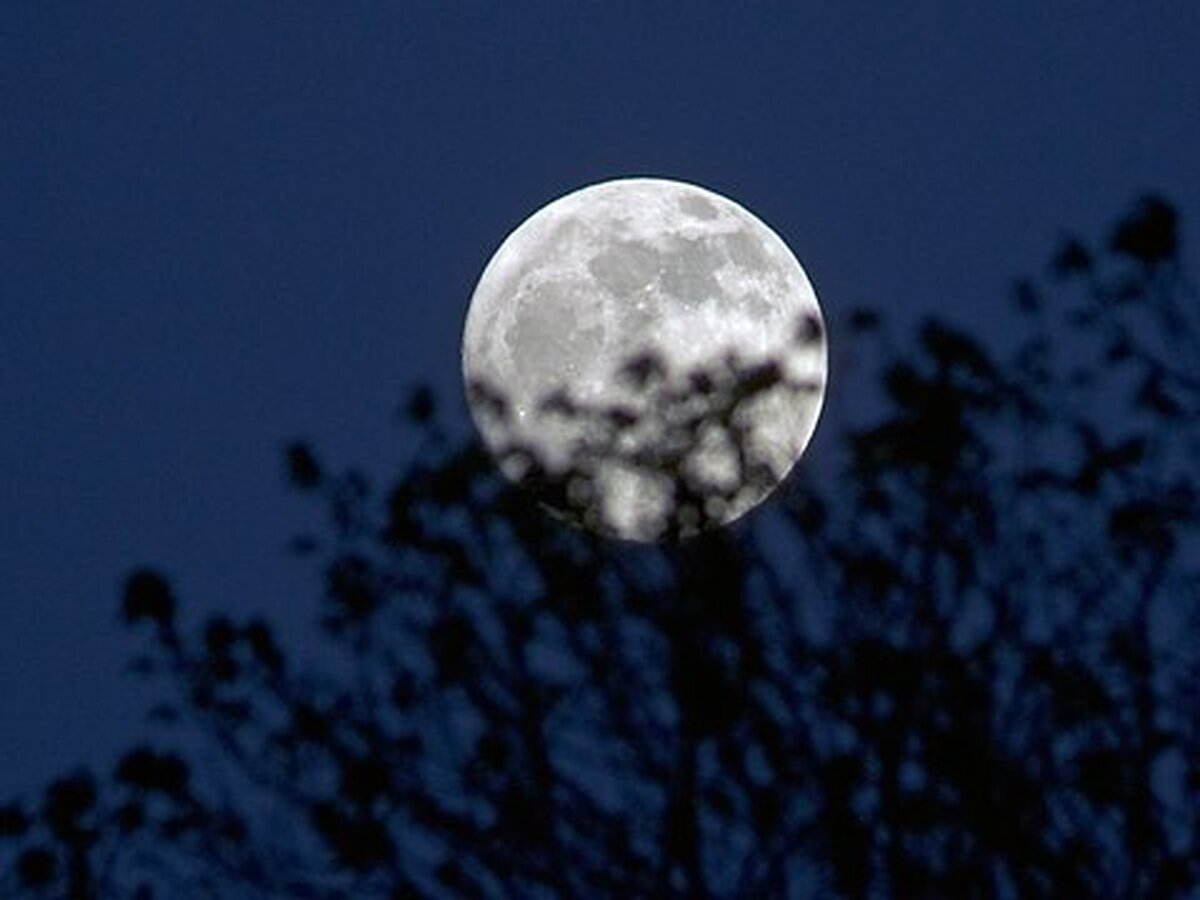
[466,310,824,542]
[3,196,1198,898]
[284,442,324,491]
[120,570,175,629]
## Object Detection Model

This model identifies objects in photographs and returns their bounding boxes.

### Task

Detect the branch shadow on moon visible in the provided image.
[466,312,825,543]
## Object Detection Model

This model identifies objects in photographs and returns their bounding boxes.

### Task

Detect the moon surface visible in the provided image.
[462,177,826,541]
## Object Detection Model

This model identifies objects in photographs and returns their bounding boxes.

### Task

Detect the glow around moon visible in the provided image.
[462,177,826,541]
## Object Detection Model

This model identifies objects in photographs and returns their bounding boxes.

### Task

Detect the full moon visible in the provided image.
[462,177,826,541]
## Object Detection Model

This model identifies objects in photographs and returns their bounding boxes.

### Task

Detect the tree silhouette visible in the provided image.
[2,196,1198,898]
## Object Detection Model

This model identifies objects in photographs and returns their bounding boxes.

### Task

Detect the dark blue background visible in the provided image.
[4,3,1198,794]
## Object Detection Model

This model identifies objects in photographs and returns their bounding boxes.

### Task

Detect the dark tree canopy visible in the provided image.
[3,196,1198,898]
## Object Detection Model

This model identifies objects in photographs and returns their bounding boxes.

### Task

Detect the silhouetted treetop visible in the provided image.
[2,194,1198,898]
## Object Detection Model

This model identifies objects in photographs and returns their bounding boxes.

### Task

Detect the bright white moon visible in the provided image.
[462,177,826,541]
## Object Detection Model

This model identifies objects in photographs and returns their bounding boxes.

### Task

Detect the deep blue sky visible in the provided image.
[3,4,1198,795]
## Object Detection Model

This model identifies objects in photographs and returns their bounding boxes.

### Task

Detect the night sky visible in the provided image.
[4,5,1198,797]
